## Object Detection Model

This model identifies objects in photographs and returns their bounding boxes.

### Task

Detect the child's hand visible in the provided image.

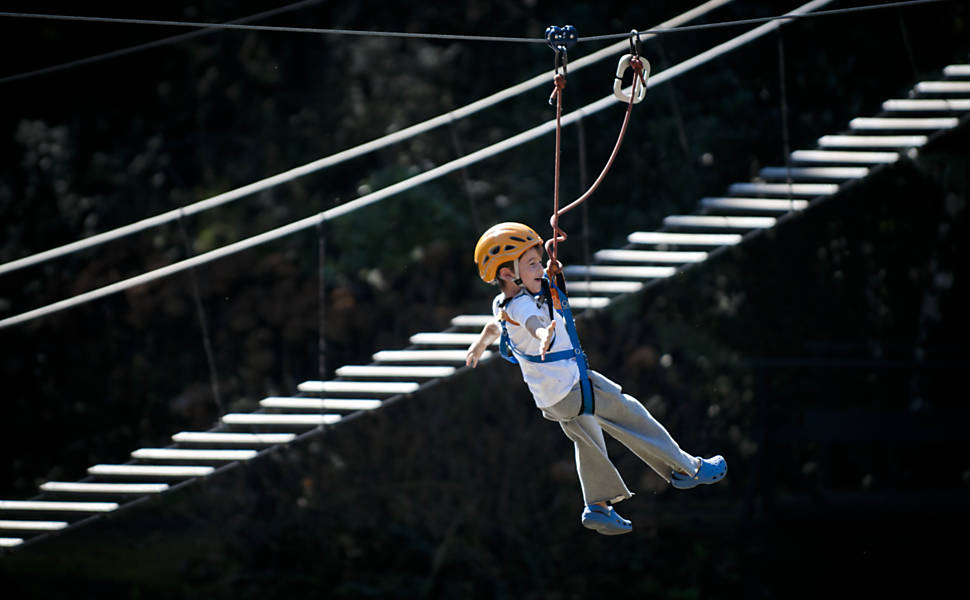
[465,346,483,368]
[465,321,501,369]
[537,321,556,360]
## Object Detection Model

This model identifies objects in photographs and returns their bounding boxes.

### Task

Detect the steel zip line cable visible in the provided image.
[0,0,733,278]
[0,0,952,42]
[0,0,838,331]
[581,0,954,40]
[0,11,541,43]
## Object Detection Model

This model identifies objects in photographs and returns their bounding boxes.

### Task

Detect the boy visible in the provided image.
[466,222,726,535]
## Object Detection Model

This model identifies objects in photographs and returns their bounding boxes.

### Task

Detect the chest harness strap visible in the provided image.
[497,276,594,416]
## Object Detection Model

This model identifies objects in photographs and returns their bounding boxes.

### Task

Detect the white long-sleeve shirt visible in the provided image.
[493,291,580,409]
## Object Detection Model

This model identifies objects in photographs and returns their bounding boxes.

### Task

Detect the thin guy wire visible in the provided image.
[0,0,326,85]
[896,9,921,83]
[176,208,224,415]
[317,220,327,394]
[896,8,956,114]
[777,31,795,212]
[575,112,592,295]
[448,114,482,234]
[0,0,951,44]
[654,39,691,159]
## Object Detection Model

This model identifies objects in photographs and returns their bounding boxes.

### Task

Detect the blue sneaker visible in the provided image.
[581,504,632,535]
[670,455,727,490]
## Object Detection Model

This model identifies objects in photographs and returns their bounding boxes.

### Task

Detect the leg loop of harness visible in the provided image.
[578,368,594,417]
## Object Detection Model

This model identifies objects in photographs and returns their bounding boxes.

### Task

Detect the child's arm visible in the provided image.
[524,316,556,360]
[465,320,501,368]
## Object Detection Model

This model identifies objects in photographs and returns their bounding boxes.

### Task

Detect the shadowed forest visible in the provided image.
[1,1,968,598]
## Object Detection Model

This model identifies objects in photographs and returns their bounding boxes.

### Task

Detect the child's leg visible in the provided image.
[543,390,633,505]
[558,416,633,505]
[587,371,700,482]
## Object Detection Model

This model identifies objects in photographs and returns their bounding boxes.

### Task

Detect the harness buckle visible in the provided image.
[628,29,643,58]
[500,309,520,327]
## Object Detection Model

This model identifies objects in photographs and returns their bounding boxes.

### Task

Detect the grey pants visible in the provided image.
[541,370,698,505]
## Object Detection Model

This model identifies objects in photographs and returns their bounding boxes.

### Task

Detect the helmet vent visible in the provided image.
[489,246,500,255]
[503,244,516,251]
[509,236,525,242]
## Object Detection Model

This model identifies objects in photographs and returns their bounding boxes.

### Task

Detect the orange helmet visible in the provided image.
[474,222,543,282]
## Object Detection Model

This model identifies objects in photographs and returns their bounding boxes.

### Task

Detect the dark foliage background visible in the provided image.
[0,1,968,597]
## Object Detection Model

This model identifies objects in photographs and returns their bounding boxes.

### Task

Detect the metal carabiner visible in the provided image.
[628,29,643,58]
[613,53,650,104]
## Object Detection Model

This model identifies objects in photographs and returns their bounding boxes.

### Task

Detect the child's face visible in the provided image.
[516,247,545,294]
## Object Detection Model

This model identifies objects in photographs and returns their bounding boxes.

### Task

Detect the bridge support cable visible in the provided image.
[0,0,733,278]
[0,0,839,331]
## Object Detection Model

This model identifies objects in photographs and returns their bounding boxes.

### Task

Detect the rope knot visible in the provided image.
[630,57,647,88]
[548,73,566,105]
[545,258,562,280]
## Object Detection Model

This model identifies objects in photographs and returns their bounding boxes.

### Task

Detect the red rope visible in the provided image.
[549,72,566,270]
[546,58,645,278]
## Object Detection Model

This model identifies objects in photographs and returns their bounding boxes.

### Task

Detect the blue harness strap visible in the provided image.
[497,277,594,416]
